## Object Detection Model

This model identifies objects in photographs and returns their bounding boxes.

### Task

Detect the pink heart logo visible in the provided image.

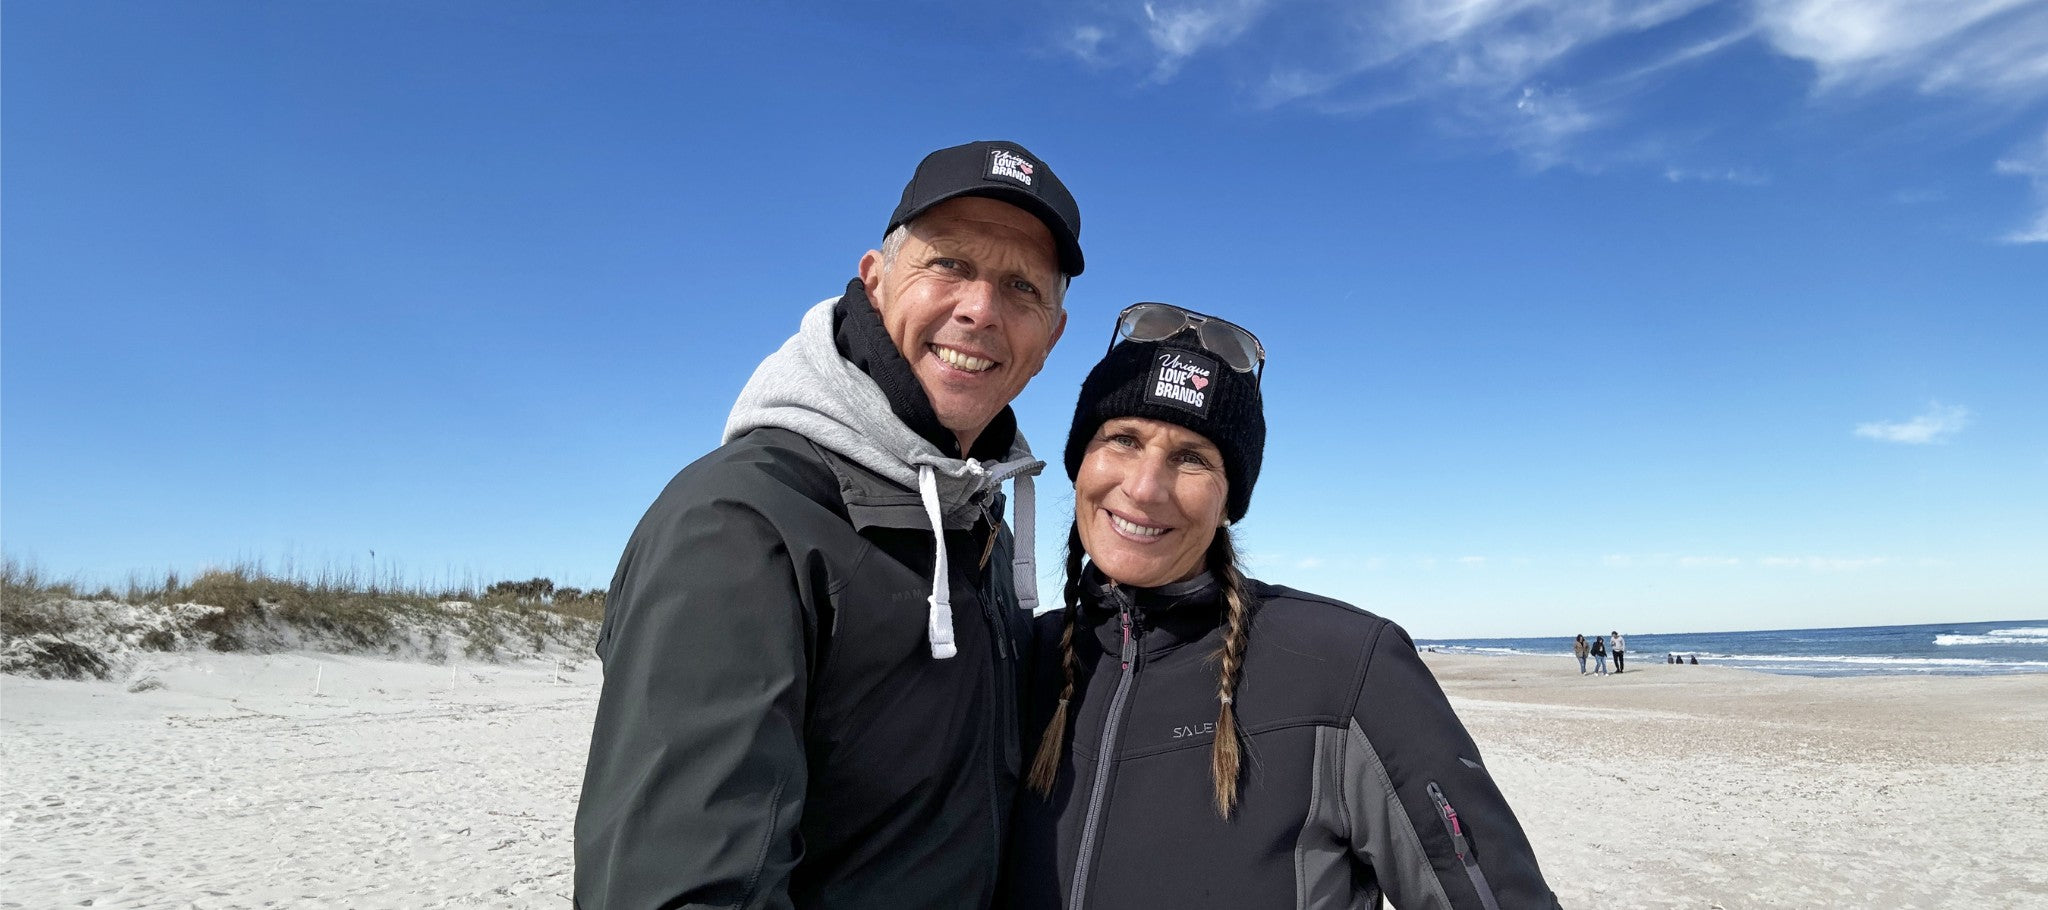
[1191,375,1209,390]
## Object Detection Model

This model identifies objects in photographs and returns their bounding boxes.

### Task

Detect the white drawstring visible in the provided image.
[916,464,957,659]
[916,457,1045,658]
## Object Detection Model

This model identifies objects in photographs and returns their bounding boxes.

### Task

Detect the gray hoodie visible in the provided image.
[723,297,1044,657]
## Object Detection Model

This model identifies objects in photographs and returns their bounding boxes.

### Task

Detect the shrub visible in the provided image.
[1,557,606,678]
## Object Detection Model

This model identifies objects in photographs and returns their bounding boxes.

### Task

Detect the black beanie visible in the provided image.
[1064,333,1266,522]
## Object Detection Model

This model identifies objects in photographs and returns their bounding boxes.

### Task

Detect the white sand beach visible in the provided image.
[4,651,2045,908]
[1426,653,2048,909]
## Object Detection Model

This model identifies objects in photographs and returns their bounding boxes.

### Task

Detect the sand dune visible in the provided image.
[4,650,2044,908]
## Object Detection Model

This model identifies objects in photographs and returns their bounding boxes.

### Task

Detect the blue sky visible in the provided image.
[4,0,2043,637]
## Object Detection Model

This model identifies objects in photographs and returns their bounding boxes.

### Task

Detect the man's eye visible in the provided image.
[931,258,966,272]
[1107,433,1138,448]
[1009,278,1040,296]
[1174,451,1210,468]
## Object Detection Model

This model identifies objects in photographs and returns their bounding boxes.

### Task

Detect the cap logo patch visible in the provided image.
[986,148,1035,186]
[1146,349,1217,416]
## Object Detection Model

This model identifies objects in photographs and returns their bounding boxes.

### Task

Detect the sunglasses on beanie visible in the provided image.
[1109,302,1266,382]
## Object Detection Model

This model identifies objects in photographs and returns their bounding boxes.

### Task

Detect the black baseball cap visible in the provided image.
[886,140,1084,276]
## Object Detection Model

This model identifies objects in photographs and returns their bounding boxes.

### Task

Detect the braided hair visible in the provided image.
[1027,524,1256,819]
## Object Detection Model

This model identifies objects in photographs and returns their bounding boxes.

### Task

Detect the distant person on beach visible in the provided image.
[1612,630,1627,673]
[1574,634,1590,674]
[574,141,1083,910]
[1006,309,1559,908]
[1591,634,1608,674]
[1690,654,1699,665]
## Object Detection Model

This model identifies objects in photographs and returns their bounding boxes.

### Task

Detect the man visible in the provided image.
[574,141,1082,910]
[1612,630,1627,674]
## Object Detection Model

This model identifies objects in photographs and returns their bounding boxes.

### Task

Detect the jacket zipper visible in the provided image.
[1068,588,1138,910]
[1426,780,1502,910]
[970,505,1016,882]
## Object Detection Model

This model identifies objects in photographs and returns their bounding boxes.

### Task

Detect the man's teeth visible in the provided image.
[936,347,994,372]
[1110,514,1167,538]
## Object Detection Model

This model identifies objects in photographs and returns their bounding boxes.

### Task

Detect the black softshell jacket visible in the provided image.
[1007,574,1559,909]
[575,426,1033,909]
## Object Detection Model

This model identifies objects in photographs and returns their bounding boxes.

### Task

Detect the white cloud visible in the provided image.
[1752,0,2048,97]
[1679,555,1742,567]
[1855,402,1972,443]
[1994,126,2048,243]
[1064,0,2048,192]
[1295,556,1326,569]
[1139,0,1270,80]
[1760,555,1890,570]
[1664,165,1769,184]
[1066,25,1112,65]
[1458,555,1489,566]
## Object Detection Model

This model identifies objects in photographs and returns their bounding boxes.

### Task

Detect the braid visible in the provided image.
[1209,527,1253,818]
[1028,524,1087,796]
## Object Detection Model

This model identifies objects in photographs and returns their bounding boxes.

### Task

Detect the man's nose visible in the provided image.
[951,279,1000,325]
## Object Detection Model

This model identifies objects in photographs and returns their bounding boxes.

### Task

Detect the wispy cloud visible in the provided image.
[1678,555,1742,567]
[1139,0,1270,81]
[1752,0,2048,97]
[1855,402,1972,444]
[1066,25,1112,65]
[1994,125,2048,243]
[1061,0,2048,207]
[1664,165,1769,185]
[1759,555,1890,571]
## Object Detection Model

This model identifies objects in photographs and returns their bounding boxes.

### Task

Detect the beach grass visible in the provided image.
[0,555,604,680]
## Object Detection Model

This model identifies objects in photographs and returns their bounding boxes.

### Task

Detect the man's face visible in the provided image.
[859,196,1067,453]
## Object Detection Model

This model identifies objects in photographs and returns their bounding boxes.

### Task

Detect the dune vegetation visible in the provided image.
[1,556,605,681]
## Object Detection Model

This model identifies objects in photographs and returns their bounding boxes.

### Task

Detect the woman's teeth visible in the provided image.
[1110,514,1166,538]
[936,346,994,372]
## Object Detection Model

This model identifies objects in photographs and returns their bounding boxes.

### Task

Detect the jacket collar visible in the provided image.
[1081,564,1227,657]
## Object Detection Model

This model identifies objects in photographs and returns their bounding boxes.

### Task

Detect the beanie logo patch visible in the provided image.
[986,148,1035,186]
[1146,350,1216,417]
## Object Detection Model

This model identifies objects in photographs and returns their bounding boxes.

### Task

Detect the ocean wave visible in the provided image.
[1425,645,1543,658]
[1686,652,2048,669]
[1934,627,2048,647]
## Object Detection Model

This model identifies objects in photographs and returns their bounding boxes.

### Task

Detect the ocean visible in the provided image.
[1413,619,2048,677]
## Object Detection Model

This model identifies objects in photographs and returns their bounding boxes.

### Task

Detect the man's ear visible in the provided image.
[1048,307,1068,348]
[857,249,886,306]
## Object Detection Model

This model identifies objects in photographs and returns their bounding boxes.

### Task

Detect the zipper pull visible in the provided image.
[977,500,998,570]
[1119,606,1135,670]
[1426,781,1472,859]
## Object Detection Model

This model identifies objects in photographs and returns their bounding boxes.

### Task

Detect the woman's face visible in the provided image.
[1074,417,1230,589]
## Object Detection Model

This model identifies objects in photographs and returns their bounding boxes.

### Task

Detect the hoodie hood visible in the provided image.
[724,296,1045,658]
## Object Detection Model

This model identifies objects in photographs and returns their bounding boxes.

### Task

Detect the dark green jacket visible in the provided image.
[576,426,1032,909]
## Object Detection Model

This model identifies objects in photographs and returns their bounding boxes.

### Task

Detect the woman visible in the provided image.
[1574,633,1591,674]
[1008,304,1557,909]
[1590,633,1608,675]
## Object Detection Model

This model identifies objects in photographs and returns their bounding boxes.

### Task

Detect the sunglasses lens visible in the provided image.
[1198,321,1261,372]
[1120,304,1189,342]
